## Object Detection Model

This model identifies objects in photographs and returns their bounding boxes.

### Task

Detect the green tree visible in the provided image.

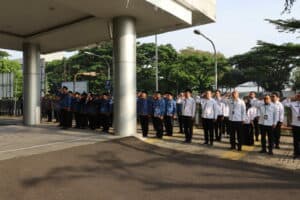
[0,50,10,59]
[291,67,300,91]
[283,0,297,12]
[230,41,300,93]
[46,42,113,94]
[46,43,230,95]
[266,19,300,34]
[219,69,246,90]
[178,47,230,91]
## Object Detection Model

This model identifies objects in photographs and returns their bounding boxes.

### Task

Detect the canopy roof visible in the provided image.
[0,0,216,53]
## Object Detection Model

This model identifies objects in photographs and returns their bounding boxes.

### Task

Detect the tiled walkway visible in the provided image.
[137,127,300,170]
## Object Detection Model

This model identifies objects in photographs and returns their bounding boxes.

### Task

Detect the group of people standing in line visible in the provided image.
[137,89,300,159]
[42,86,113,132]
[41,86,300,159]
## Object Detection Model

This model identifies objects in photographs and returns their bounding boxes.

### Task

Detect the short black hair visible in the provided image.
[141,91,148,95]
[165,91,173,96]
[215,89,221,93]
[62,86,68,90]
[184,89,192,93]
[271,92,279,97]
[155,91,162,94]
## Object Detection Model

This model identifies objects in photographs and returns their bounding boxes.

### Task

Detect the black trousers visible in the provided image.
[214,115,223,141]
[100,113,110,132]
[273,122,282,147]
[57,109,63,126]
[54,110,60,123]
[88,114,97,130]
[61,109,72,128]
[80,113,88,128]
[229,121,243,150]
[46,109,52,122]
[222,117,230,136]
[139,115,149,137]
[60,109,66,127]
[67,111,73,127]
[153,117,164,138]
[164,115,173,136]
[292,126,300,156]
[202,118,214,144]
[253,117,260,141]
[109,113,113,127]
[74,112,81,128]
[260,125,274,152]
[243,124,254,145]
[182,116,194,142]
[152,116,157,131]
[177,113,184,133]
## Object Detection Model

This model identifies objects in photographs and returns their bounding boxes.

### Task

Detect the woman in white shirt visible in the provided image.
[243,97,257,146]
[282,94,300,159]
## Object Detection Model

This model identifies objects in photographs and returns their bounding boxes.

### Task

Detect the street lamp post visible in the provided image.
[155,34,159,91]
[194,30,218,90]
[73,72,97,93]
[84,51,111,80]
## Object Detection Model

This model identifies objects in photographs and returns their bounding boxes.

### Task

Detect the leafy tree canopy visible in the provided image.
[229,41,300,93]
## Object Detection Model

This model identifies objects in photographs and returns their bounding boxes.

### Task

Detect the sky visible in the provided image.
[2,0,300,59]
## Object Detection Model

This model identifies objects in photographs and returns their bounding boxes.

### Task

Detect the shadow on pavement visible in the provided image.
[15,137,300,200]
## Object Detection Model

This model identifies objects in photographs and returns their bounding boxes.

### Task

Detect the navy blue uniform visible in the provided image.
[152,98,165,138]
[137,98,151,137]
[87,98,99,130]
[164,99,176,136]
[99,99,112,132]
[72,97,81,128]
[60,93,72,128]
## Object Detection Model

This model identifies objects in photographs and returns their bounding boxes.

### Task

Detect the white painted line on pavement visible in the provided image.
[0,135,106,154]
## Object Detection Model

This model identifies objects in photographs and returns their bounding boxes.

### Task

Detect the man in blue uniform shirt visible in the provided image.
[72,92,81,128]
[60,86,72,129]
[99,93,112,133]
[137,91,151,137]
[152,91,166,139]
[164,92,176,136]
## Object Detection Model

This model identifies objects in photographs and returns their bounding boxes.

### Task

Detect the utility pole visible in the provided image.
[155,34,159,91]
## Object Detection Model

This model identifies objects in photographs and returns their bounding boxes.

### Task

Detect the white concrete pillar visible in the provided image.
[113,16,137,136]
[23,43,41,125]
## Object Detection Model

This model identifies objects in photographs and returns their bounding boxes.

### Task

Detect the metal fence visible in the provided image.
[0,73,14,99]
[0,99,22,116]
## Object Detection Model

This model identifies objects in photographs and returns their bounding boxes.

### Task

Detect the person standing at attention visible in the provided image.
[181,89,196,143]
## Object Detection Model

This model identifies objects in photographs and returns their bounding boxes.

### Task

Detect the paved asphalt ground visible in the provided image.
[0,137,300,200]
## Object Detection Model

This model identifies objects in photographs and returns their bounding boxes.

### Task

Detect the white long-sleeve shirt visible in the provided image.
[223,103,230,117]
[196,98,218,119]
[223,98,247,122]
[251,100,278,126]
[244,107,257,124]
[215,97,226,116]
[282,99,300,127]
[273,101,284,123]
[181,97,196,118]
